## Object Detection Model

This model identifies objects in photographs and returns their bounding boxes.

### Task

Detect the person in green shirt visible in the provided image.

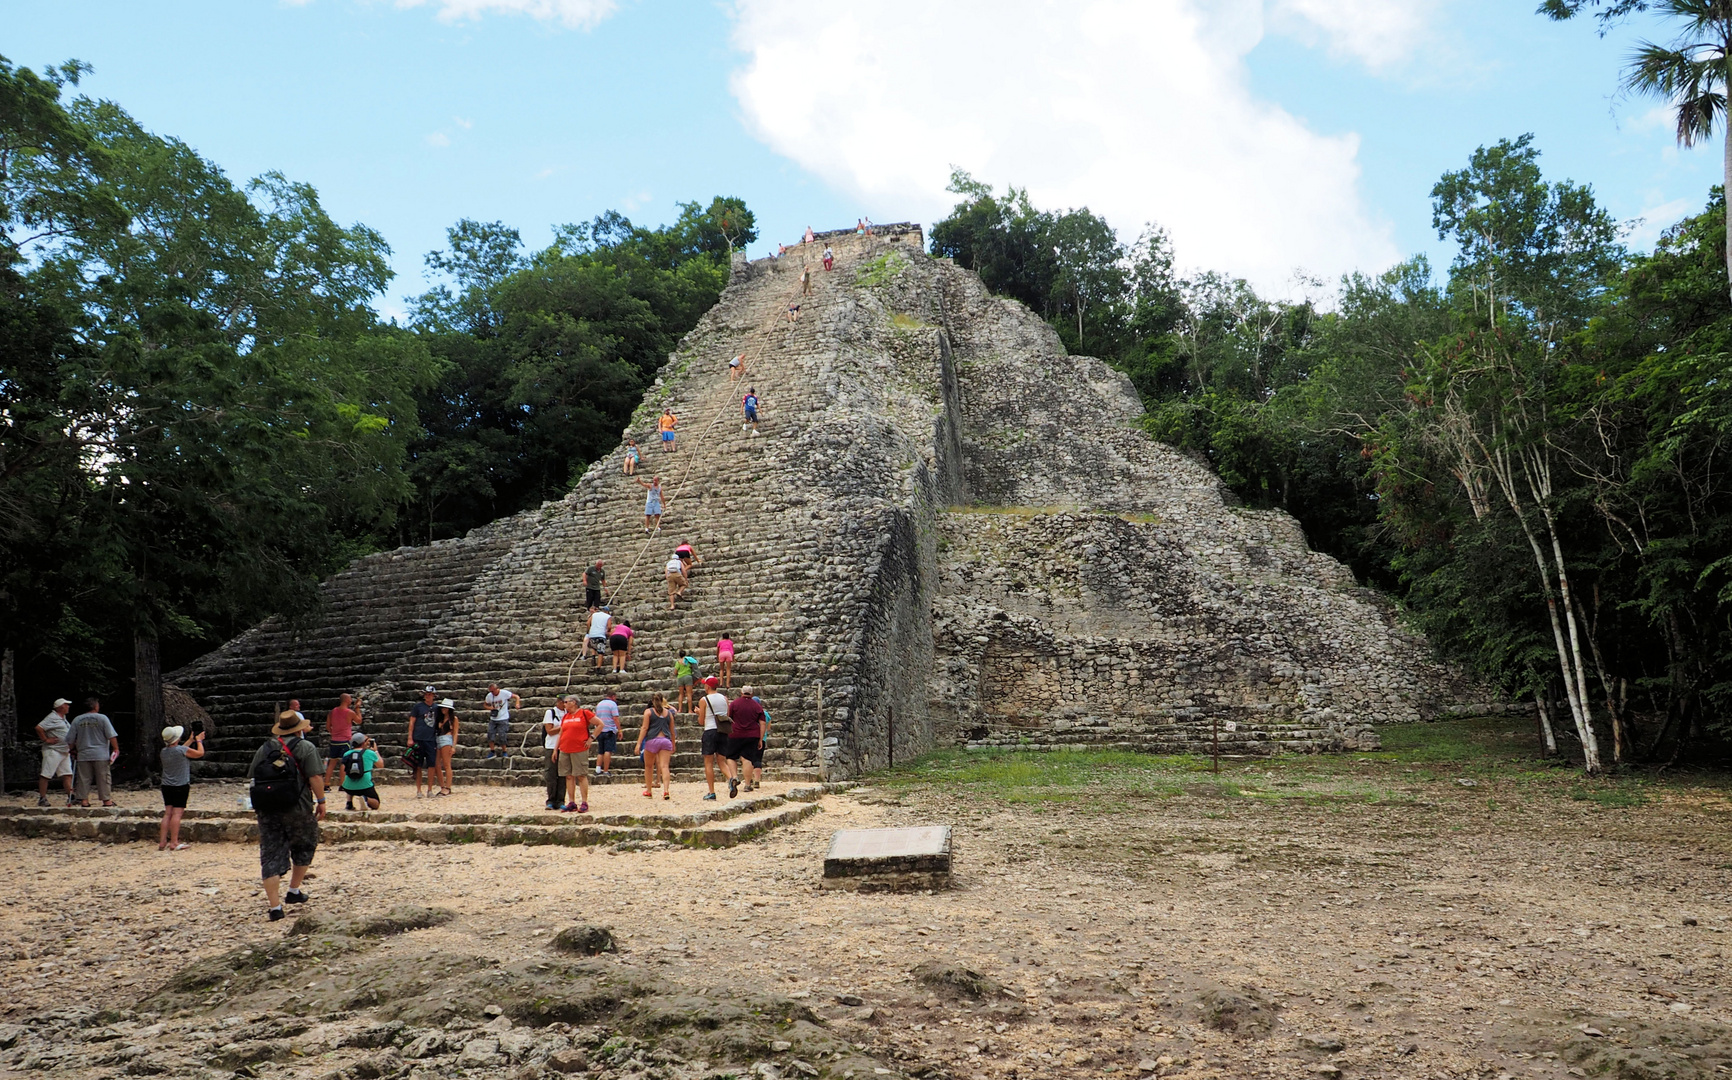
[338,733,383,811]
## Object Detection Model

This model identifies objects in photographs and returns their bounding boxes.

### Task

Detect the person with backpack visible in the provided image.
[339,733,382,811]
[541,696,567,811]
[673,650,700,714]
[248,710,326,921]
[698,677,733,802]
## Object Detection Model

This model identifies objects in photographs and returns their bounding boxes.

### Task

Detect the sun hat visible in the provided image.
[440,698,456,709]
[161,726,184,745]
[53,697,72,708]
[272,710,311,736]
[422,685,436,694]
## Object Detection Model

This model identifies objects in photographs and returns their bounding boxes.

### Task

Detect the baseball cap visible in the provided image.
[703,676,719,689]
[423,685,436,694]
[350,733,367,745]
[52,698,72,708]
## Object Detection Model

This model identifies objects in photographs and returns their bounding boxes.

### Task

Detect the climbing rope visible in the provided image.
[561,260,821,694]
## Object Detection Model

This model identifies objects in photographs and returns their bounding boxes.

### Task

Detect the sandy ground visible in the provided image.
[2,746,1730,1080]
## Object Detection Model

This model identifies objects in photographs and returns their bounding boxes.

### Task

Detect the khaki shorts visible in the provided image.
[558,750,590,777]
[40,745,72,779]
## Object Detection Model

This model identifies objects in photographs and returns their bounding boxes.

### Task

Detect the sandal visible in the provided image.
[642,789,653,798]
[171,842,188,851]
[101,800,117,807]
[663,792,671,801]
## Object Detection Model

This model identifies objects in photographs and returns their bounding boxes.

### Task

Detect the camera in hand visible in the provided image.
[187,719,206,738]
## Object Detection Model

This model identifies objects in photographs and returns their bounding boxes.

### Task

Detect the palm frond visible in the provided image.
[1623,41,1726,142]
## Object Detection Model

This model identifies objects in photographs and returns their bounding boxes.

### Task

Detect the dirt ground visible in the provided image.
[2,719,1729,1080]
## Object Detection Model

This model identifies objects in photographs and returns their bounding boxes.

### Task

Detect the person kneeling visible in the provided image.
[339,733,383,811]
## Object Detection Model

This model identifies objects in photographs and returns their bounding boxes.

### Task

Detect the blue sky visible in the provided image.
[6,1,1722,312]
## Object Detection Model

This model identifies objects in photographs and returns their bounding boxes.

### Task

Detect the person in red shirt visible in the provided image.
[724,686,767,797]
[557,703,597,813]
[322,693,361,787]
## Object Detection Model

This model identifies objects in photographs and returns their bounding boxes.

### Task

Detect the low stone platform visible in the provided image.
[822,825,952,892]
[0,783,850,849]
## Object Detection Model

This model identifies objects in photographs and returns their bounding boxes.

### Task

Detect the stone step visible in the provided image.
[0,784,850,848]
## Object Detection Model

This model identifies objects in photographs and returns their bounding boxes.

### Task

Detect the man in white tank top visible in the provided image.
[697,677,733,802]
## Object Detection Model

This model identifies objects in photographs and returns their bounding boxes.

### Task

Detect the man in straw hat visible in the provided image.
[247,710,326,921]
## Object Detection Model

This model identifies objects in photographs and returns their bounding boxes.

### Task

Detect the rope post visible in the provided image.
[816,680,824,780]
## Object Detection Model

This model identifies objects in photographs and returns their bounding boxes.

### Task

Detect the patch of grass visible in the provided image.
[1568,785,1651,808]
[1374,716,1546,766]
[855,251,906,289]
[890,312,930,331]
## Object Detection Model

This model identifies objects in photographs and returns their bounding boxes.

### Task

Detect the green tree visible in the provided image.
[2,73,435,766]
[404,200,752,541]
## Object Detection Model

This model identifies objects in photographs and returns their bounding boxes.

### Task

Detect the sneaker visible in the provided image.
[578,802,589,813]
[742,423,749,431]
[702,792,717,801]
[345,801,355,811]
[36,796,49,807]
[268,907,285,922]
[728,777,739,799]
[545,802,560,811]
[562,802,578,813]
[484,752,495,761]
[751,430,760,437]
[284,889,308,905]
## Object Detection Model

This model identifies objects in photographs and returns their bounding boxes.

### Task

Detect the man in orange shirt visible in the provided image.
[557,701,599,813]
[322,693,362,787]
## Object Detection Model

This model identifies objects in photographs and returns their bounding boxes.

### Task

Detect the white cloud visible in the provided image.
[453,115,475,129]
[1269,0,1435,69]
[727,0,1409,290]
[1622,196,1692,252]
[425,131,451,147]
[393,0,617,29]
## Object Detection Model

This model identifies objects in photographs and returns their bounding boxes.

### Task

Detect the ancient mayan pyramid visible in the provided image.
[171,225,1484,781]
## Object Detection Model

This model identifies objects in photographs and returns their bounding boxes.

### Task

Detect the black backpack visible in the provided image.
[343,747,368,780]
[251,736,307,813]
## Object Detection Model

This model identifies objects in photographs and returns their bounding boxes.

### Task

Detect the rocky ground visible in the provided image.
[1,719,1728,1080]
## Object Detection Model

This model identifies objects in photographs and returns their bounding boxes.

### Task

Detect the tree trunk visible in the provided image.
[1724,108,1732,304]
[135,631,163,785]
[1570,592,1623,764]
[1534,691,1558,756]
[0,648,14,795]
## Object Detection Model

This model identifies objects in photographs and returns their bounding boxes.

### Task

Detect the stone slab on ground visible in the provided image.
[821,824,951,891]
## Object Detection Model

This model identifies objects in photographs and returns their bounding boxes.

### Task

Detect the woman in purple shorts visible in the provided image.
[635,692,676,800]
